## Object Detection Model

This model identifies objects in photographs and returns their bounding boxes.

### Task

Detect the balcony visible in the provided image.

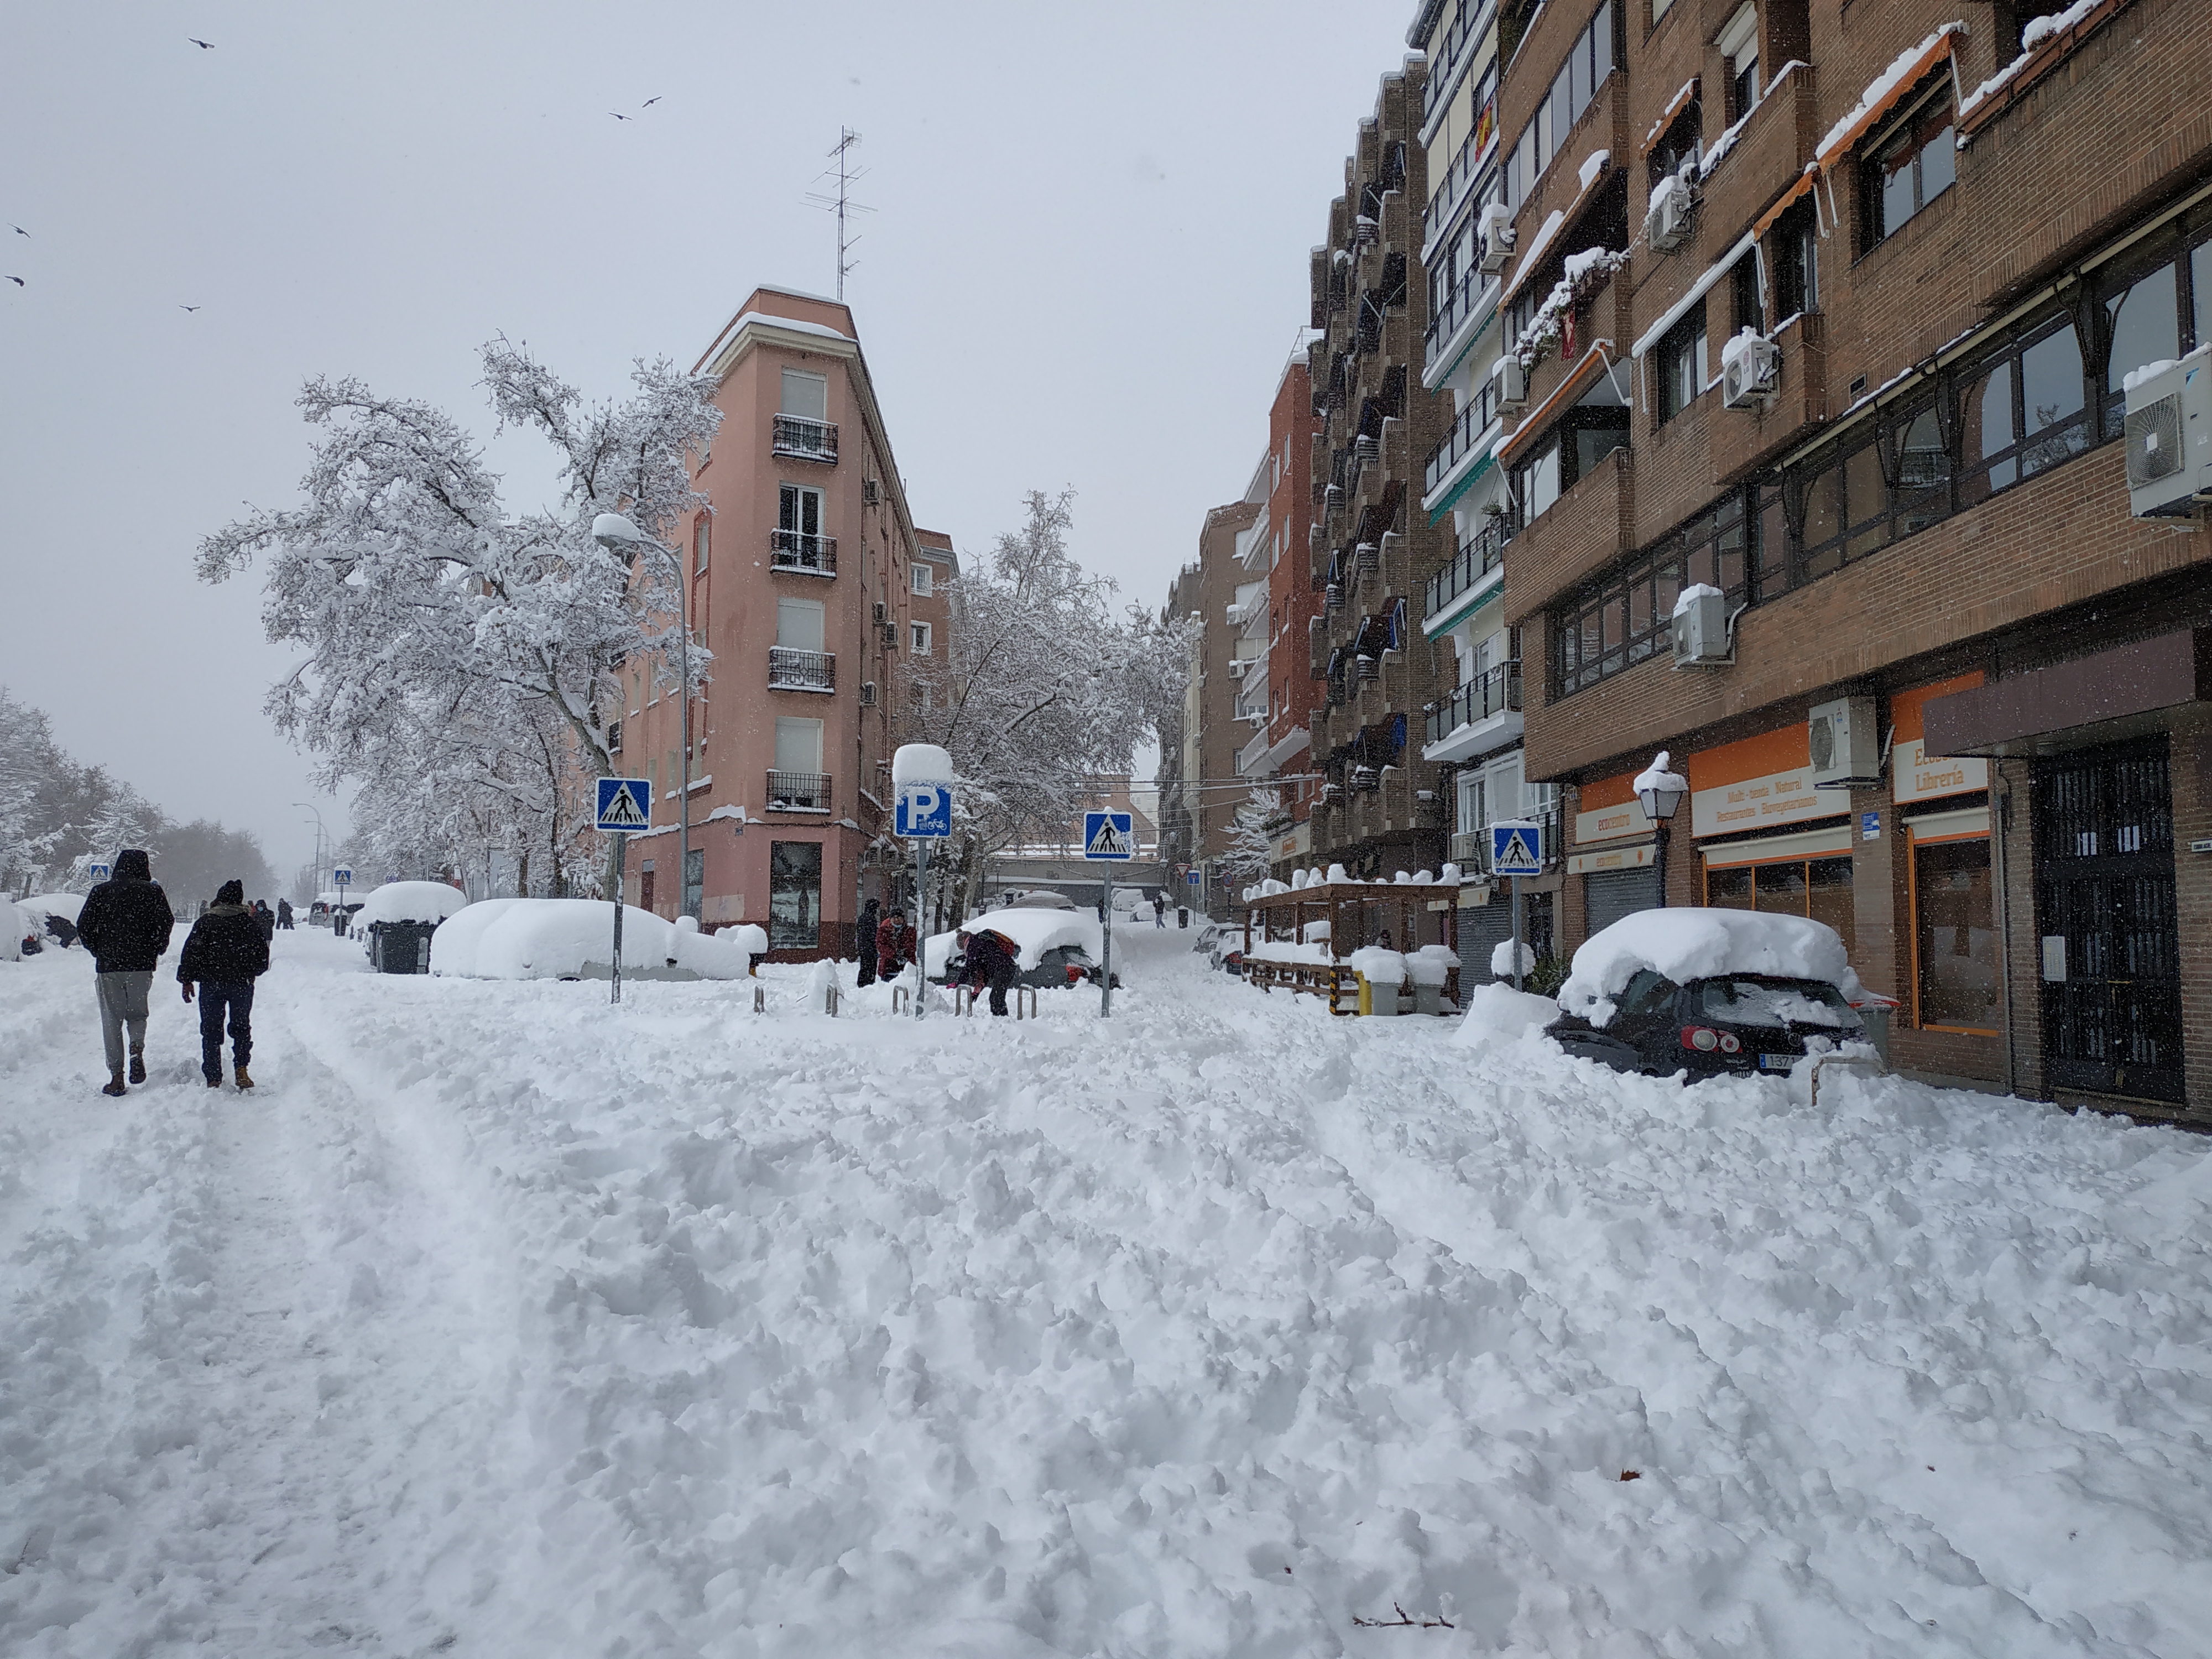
[1424,661,1521,747]
[1237,728,1271,778]
[1424,264,1499,379]
[769,529,837,575]
[770,415,838,464]
[767,647,836,693]
[765,771,831,812]
[1423,515,1514,624]
[1422,378,1500,502]
[1502,445,1635,625]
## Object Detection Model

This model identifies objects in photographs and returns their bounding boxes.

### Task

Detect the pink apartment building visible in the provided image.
[618,287,928,961]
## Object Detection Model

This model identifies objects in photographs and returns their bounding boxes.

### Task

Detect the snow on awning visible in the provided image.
[1498,346,1619,463]
[1630,230,1756,359]
[1638,79,1699,159]
[1500,154,1617,307]
[1812,23,1966,174]
[1752,167,1819,238]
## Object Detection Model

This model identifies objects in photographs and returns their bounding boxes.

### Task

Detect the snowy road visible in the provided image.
[4,926,2210,1657]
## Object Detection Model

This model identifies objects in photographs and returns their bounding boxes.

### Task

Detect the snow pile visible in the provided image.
[0,898,23,960]
[1407,943,1458,986]
[890,743,953,786]
[1816,24,1966,165]
[429,898,763,980]
[1454,980,1561,1047]
[354,880,470,928]
[1477,200,1512,242]
[1647,169,1692,226]
[922,906,1103,977]
[1302,919,1331,942]
[1346,946,1407,985]
[1559,906,1867,1026]
[1244,937,1332,966]
[1577,148,1610,190]
[1493,937,1537,978]
[1512,248,1632,371]
[2120,341,2210,394]
[1718,325,1767,376]
[17,893,83,927]
[1632,747,1689,799]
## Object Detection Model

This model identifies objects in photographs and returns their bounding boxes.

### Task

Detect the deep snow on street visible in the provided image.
[3,926,2210,1658]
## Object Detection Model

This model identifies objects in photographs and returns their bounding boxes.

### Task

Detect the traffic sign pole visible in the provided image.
[611,831,626,1004]
[1101,877,1113,1019]
[594,778,654,1007]
[913,841,928,1019]
[1511,874,1524,993]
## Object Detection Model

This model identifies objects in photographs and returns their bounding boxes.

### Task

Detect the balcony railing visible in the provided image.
[767,647,836,692]
[1424,661,1521,745]
[770,415,839,463]
[769,529,837,574]
[1422,0,1494,120]
[1423,514,1515,619]
[1425,265,1499,371]
[765,770,831,812]
[1422,378,1501,499]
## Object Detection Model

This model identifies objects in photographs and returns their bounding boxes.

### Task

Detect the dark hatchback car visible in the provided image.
[1546,969,1865,1080]
[945,942,1123,991]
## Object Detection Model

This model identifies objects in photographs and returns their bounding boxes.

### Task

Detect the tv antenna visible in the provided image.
[805,128,874,301]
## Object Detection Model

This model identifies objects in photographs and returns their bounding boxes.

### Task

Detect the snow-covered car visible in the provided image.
[1544,908,1871,1081]
[925,907,1123,990]
[1001,889,1078,911]
[1192,921,1245,974]
[430,898,765,982]
[15,893,82,949]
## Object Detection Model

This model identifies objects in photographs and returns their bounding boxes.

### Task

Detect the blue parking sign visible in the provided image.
[896,780,953,838]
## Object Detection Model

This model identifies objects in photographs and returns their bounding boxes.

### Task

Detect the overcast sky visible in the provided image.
[1,0,1416,878]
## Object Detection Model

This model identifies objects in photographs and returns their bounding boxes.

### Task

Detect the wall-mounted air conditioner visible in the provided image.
[1671,584,1730,667]
[859,681,877,707]
[1492,356,1527,410]
[1644,175,1693,254]
[1479,211,1515,275]
[862,478,880,504]
[872,601,889,624]
[2124,348,2212,518]
[1228,658,1249,679]
[880,623,899,648]
[1720,330,1782,410]
[1808,695,1881,788]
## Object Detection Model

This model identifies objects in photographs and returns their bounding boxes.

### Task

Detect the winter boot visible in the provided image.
[128,1046,147,1086]
[206,1076,223,1089]
[102,1073,128,1098]
[233,1067,255,1091]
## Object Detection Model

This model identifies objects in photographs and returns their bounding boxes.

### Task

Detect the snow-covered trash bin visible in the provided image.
[1407,943,1458,1015]
[429,898,764,982]
[1347,945,1408,1015]
[356,880,471,974]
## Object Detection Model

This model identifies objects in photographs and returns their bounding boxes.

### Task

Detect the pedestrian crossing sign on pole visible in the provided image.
[1083,810,1134,860]
[596,777,652,832]
[1489,820,1543,876]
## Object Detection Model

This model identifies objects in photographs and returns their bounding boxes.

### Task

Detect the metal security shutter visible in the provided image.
[1584,867,1660,936]
[1459,901,1514,983]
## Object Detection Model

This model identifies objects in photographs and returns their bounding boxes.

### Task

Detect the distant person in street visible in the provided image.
[855,897,881,987]
[1153,891,1166,928]
[276,897,294,930]
[75,848,175,1097]
[876,908,917,982]
[956,926,1020,1016]
[177,878,270,1091]
[253,899,276,943]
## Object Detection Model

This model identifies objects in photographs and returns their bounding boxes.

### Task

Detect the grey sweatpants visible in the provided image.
[96,971,154,1076]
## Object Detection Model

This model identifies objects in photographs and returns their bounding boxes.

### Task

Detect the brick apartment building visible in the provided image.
[618,286,931,961]
[1159,498,1259,910]
[1306,61,1459,880]
[1452,0,2212,1118]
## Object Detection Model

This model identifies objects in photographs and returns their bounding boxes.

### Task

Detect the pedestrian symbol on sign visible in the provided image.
[1083,811,1134,860]
[596,778,651,832]
[1489,820,1543,877]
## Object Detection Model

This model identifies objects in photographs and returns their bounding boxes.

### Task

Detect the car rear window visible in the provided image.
[1694,977,1856,1029]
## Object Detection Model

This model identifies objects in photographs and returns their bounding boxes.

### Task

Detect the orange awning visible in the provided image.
[1498,347,1617,463]
[1813,26,1961,174]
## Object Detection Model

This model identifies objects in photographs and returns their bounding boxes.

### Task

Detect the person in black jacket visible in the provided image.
[75,848,175,1095]
[276,897,295,930]
[956,926,1020,1016]
[178,879,272,1090]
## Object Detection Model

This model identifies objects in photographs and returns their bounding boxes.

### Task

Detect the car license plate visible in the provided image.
[1758,1053,1796,1072]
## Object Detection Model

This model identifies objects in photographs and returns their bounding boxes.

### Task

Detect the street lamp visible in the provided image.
[592,512,695,921]
[293,802,328,904]
[1634,750,1688,908]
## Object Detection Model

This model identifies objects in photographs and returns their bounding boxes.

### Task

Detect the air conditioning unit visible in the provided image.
[859,680,877,707]
[1720,330,1783,410]
[862,478,880,504]
[880,622,899,647]
[1671,585,1731,667]
[1492,356,1527,409]
[872,601,888,624]
[1644,175,1693,253]
[2124,349,2212,518]
[1228,658,1249,679]
[1478,212,1515,275]
[1808,695,1881,788]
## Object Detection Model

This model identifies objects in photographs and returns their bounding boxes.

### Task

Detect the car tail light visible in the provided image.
[1717,1031,1741,1053]
[1682,1026,1719,1052]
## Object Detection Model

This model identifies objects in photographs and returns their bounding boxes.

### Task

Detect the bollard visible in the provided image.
[753,984,765,1014]
[891,985,909,1014]
[825,982,840,1017]
[1015,985,1038,1020]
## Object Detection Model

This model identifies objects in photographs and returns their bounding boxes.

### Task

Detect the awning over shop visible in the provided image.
[1923,628,2210,757]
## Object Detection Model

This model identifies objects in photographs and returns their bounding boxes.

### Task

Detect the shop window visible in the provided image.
[1705,853,1854,958]
[1860,91,1955,251]
[768,841,822,951]
[1657,299,1709,422]
[1959,317,2088,504]
[1913,837,1997,1031]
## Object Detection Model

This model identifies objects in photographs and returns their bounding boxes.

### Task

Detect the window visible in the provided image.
[1503,2,1615,212]
[1732,254,1764,336]
[775,596,826,653]
[1913,836,1997,1031]
[910,621,932,654]
[1647,96,1702,186]
[773,716,821,776]
[1793,397,1947,581]
[1771,197,1818,320]
[693,518,709,573]
[1716,4,1760,123]
[1705,853,1855,958]
[1860,92,1955,249]
[911,561,933,596]
[779,368,828,421]
[1959,316,2087,504]
[1657,300,1709,422]
[607,719,622,754]
[1556,491,1749,695]
[2096,228,2212,436]
[768,841,822,951]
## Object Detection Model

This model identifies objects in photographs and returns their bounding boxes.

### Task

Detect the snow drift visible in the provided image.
[429,898,764,980]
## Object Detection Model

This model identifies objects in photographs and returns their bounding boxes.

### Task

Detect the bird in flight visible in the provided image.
[180,304,202,312]
[4,275,23,287]
[641,96,662,107]
[9,225,27,237]
[609,111,632,121]
[189,37,214,49]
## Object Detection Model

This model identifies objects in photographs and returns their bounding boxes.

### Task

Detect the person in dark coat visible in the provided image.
[43,910,80,949]
[178,879,271,1090]
[956,926,1020,1016]
[75,848,175,1095]
[854,898,881,986]
[253,899,276,944]
[276,897,295,930]
[875,909,916,982]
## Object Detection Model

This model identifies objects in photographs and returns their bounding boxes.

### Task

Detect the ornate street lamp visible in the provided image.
[1634,750,1688,908]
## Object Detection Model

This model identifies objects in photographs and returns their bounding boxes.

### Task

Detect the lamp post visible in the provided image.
[1634,750,1688,907]
[592,512,695,922]
[293,802,328,905]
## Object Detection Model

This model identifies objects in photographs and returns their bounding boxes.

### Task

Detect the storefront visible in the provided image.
[1891,675,1997,1038]
[1567,774,1658,932]
[1684,726,1860,956]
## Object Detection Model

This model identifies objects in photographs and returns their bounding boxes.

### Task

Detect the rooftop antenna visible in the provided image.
[805,128,875,301]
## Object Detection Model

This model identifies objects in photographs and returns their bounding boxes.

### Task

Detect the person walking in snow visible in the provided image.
[177,879,271,1091]
[876,907,916,983]
[276,896,294,930]
[75,848,175,1097]
[253,899,276,944]
[956,926,1020,1016]
[855,896,881,987]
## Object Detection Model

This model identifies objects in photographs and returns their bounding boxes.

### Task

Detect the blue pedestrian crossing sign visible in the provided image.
[1083,810,1135,860]
[88,862,111,883]
[332,865,353,887]
[1489,819,1543,876]
[895,780,953,838]
[595,777,653,832]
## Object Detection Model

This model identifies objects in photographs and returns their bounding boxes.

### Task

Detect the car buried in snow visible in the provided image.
[1192,921,1245,974]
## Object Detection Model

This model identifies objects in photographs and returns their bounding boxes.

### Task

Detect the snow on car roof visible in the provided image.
[924,906,1103,974]
[430,898,764,980]
[17,892,84,925]
[1559,907,1866,1026]
[354,880,472,927]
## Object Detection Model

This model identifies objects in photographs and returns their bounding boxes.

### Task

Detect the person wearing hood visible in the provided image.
[177,879,271,1091]
[855,896,881,987]
[75,849,175,1095]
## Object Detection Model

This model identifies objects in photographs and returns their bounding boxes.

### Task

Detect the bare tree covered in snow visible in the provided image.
[906,491,1188,917]
[197,340,719,896]
[1217,785,1283,882]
